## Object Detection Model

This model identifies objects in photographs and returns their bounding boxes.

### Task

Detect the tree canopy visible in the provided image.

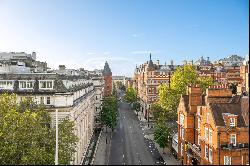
[154,121,171,152]
[124,87,137,104]
[0,94,78,165]
[100,96,118,131]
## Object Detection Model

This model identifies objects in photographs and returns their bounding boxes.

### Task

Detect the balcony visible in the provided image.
[187,142,201,157]
[221,143,249,150]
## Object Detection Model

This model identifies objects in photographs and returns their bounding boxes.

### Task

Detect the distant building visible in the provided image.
[133,54,179,118]
[112,75,126,85]
[0,52,48,73]
[218,55,245,67]
[103,61,112,97]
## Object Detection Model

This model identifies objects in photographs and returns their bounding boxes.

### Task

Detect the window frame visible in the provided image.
[205,145,209,159]
[224,156,231,165]
[230,134,236,146]
[205,127,209,141]
[229,118,235,127]
[209,148,213,163]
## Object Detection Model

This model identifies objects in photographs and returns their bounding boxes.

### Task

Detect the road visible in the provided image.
[108,96,163,165]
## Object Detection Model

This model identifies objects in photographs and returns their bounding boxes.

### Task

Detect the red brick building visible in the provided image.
[177,85,249,165]
[103,61,112,97]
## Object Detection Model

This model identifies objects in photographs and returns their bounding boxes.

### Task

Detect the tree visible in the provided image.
[124,87,137,104]
[157,65,214,122]
[0,94,78,165]
[154,121,170,154]
[150,102,164,121]
[133,102,141,116]
[197,76,214,93]
[100,96,118,132]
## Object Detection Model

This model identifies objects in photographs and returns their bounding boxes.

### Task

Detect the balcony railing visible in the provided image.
[221,143,249,150]
[187,142,201,157]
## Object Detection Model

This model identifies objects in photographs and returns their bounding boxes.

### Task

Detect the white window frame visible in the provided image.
[205,145,209,159]
[209,148,213,163]
[181,143,183,156]
[230,134,236,146]
[205,127,208,141]
[39,80,54,90]
[224,156,231,165]
[180,114,184,126]
[19,80,34,90]
[229,118,235,126]
[209,129,213,144]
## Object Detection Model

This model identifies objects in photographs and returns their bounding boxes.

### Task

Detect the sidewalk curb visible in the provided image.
[91,129,103,165]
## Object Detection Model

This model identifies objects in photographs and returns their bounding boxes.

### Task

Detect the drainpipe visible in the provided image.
[218,129,221,165]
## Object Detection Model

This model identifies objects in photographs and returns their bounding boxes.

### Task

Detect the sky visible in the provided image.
[0,0,249,77]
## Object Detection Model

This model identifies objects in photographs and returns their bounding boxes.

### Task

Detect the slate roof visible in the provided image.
[103,61,112,76]
[210,102,247,127]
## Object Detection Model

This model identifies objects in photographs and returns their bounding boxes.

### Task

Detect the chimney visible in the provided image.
[186,85,202,114]
[59,65,66,70]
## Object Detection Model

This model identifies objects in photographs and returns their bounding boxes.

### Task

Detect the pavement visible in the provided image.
[136,110,181,165]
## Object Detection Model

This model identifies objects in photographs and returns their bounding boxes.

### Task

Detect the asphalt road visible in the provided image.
[108,97,163,165]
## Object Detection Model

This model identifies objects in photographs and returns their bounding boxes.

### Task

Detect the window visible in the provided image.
[224,156,231,165]
[39,81,53,89]
[181,127,185,140]
[40,97,44,104]
[205,127,209,141]
[230,134,236,146]
[209,130,213,144]
[209,148,213,163]
[181,143,183,156]
[46,97,51,105]
[206,113,209,123]
[229,118,235,126]
[19,81,26,88]
[180,114,184,126]
[198,118,200,129]
[205,145,209,159]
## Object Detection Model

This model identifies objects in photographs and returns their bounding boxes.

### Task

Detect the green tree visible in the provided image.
[0,94,78,165]
[157,65,214,122]
[150,102,164,121]
[197,76,214,93]
[154,121,170,154]
[124,87,137,104]
[133,102,141,116]
[100,96,118,132]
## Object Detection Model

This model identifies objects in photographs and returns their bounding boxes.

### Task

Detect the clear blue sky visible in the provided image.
[0,0,249,76]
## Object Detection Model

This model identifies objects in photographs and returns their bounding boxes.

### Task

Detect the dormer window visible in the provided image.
[229,118,235,126]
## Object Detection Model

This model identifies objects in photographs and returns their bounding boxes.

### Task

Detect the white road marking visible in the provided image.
[123,154,125,158]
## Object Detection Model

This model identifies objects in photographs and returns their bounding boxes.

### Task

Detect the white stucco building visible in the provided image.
[0,72,104,165]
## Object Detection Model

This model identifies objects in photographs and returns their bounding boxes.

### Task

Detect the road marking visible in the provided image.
[122,154,125,158]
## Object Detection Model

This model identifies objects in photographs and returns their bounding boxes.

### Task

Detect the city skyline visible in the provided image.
[0,0,249,76]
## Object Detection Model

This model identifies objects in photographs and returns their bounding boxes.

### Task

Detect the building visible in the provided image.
[112,76,126,85]
[133,54,178,118]
[217,55,245,67]
[177,85,249,165]
[0,73,102,164]
[103,61,112,97]
[0,52,48,73]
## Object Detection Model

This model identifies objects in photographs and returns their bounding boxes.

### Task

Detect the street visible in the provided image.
[108,98,163,165]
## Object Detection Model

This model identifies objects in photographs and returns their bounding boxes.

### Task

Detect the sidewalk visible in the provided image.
[135,110,181,165]
[93,127,112,165]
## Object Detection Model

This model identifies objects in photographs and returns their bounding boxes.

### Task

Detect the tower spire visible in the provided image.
[150,53,152,60]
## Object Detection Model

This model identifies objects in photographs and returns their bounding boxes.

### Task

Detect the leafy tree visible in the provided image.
[124,87,137,104]
[150,102,164,121]
[133,102,141,116]
[154,121,170,154]
[100,96,118,132]
[0,94,78,165]
[197,76,214,93]
[157,65,214,122]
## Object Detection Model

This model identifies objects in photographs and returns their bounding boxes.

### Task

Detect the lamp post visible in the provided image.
[55,109,58,165]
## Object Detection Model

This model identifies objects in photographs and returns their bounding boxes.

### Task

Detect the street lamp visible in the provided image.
[55,109,58,165]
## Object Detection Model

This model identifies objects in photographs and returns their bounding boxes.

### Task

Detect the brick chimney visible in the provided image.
[186,85,202,114]
[205,85,232,103]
